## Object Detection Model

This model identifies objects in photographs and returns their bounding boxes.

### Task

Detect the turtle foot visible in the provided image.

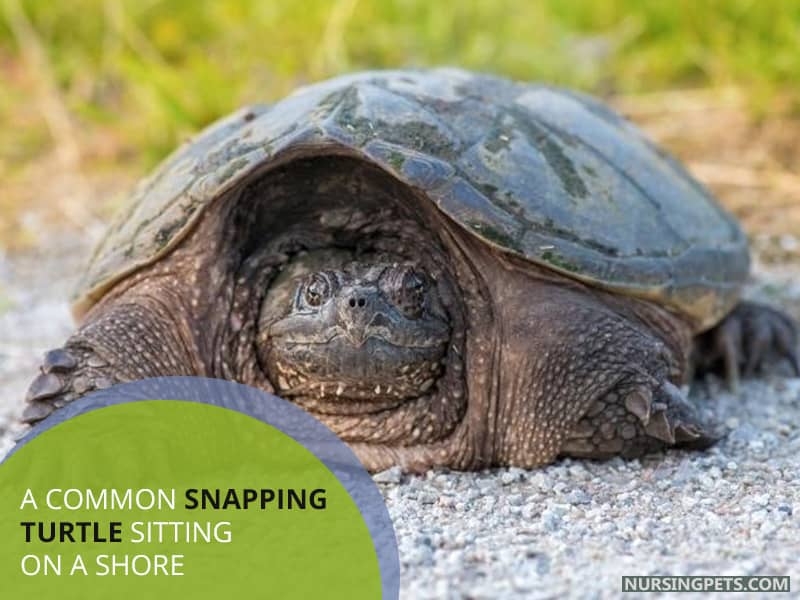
[695,301,799,390]
[561,379,719,460]
[22,345,115,424]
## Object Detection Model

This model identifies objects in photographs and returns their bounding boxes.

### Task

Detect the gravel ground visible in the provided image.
[1,237,799,598]
[381,376,799,598]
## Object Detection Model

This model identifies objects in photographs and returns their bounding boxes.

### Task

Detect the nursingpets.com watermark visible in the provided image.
[622,576,790,593]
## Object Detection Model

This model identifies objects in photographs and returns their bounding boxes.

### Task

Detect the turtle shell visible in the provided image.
[73,68,749,330]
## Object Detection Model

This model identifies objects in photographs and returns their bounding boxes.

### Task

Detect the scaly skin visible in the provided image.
[22,223,799,472]
[20,160,800,472]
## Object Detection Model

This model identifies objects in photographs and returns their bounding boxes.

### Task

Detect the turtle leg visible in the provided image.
[555,314,718,461]
[694,301,800,389]
[495,281,718,466]
[22,301,197,424]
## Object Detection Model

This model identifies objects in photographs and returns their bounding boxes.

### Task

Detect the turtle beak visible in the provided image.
[337,286,376,348]
[344,326,368,347]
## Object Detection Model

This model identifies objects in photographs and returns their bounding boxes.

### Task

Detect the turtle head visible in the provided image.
[260,261,451,403]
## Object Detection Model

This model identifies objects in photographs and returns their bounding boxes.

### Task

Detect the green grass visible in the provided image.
[2,0,800,170]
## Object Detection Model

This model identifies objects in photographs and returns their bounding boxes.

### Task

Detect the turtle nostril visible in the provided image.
[347,295,369,309]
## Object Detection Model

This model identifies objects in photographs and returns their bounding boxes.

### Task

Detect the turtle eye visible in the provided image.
[396,268,427,319]
[303,273,332,308]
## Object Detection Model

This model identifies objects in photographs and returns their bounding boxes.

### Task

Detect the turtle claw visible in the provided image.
[789,352,800,377]
[26,372,64,403]
[775,327,800,376]
[648,381,718,449]
[674,422,703,443]
[623,388,652,425]
[21,401,56,423]
[22,347,85,425]
[644,409,674,444]
[622,380,716,449]
[561,378,718,461]
[42,348,78,372]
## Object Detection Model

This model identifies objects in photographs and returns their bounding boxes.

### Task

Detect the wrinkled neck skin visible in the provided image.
[85,156,695,472]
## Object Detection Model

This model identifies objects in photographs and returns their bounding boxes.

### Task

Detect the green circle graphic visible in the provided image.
[0,400,381,599]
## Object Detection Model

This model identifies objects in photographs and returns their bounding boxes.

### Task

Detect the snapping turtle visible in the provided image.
[24,69,798,471]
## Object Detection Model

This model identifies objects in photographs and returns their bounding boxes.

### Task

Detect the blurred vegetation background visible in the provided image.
[1,0,800,250]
